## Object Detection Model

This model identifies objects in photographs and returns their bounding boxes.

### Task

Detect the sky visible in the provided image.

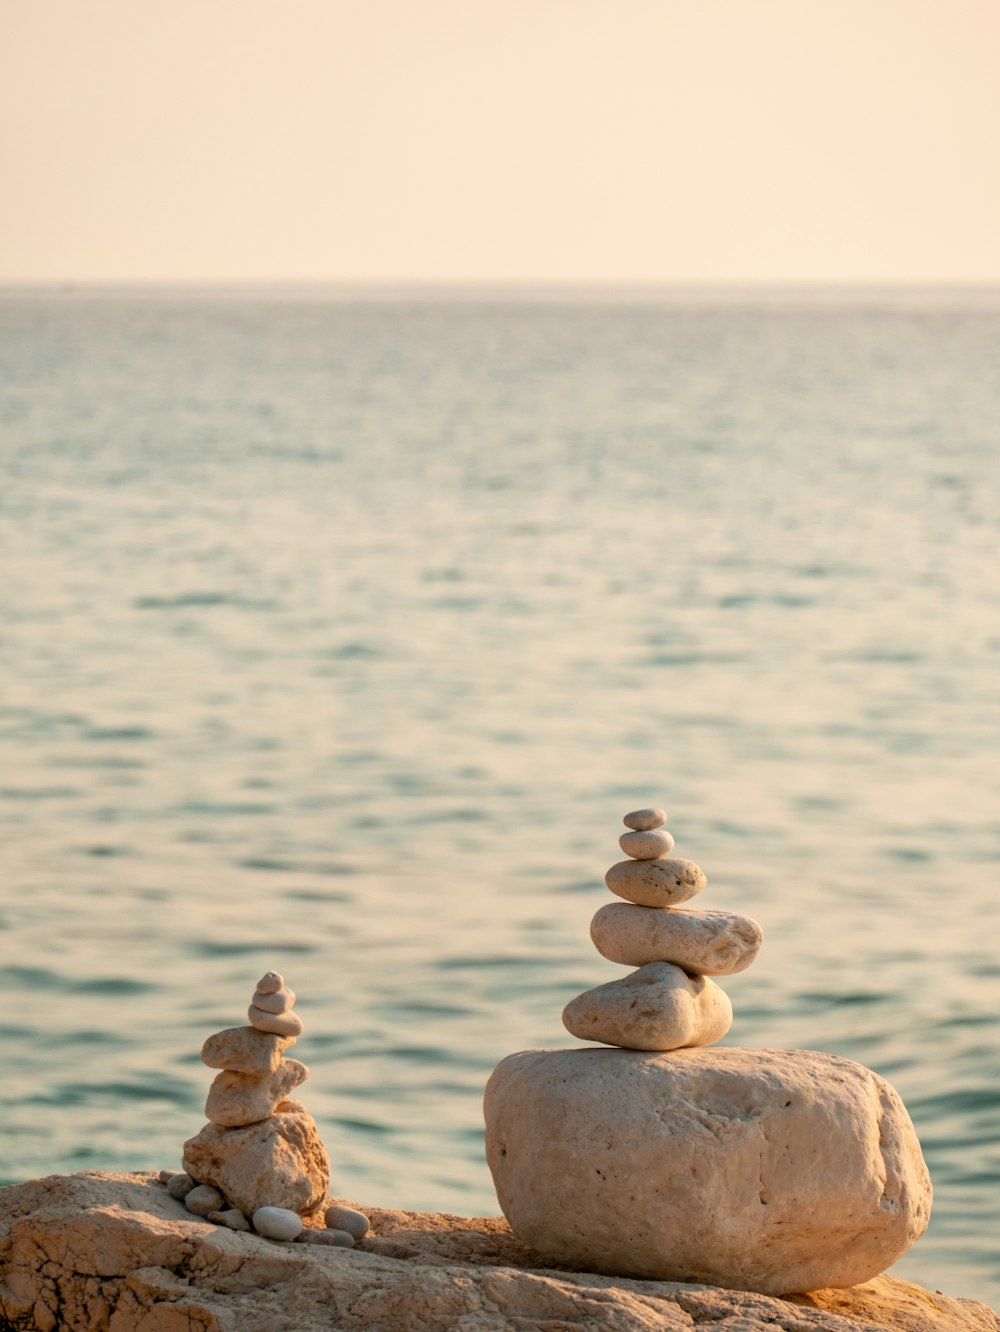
[2,0,1000,285]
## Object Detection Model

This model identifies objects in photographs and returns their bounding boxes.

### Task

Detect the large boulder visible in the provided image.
[0,1172,995,1332]
[484,1045,932,1296]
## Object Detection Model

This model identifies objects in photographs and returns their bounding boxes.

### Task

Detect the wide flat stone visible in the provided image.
[484,1046,933,1297]
[590,902,763,974]
[562,961,732,1051]
[605,856,707,907]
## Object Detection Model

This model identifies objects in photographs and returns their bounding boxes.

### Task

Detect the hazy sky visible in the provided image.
[3,0,999,283]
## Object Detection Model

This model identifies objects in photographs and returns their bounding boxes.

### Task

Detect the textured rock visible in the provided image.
[208,1207,251,1231]
[619,828,675,859]
[591,902,764,974]
[182,1099,329,1215]
[1,1172,994,1332]
[623,807,667,831]
[205,1058,309,1127]
[297,1226,356,1247]
[562,961,732,1050]
[201,1025,294,1074]
[605,856,707,907]
[485,1046,933,1296]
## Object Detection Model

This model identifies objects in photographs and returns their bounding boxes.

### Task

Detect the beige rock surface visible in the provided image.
[201,1026,294,1075]
[183,1099,329,1215]
[562,960,733,1050]
[1,1172,994,1332]
[484,1046,933,1296]
[205,1058,309,1127]
[605,855,707,907]
[591,901,764,974]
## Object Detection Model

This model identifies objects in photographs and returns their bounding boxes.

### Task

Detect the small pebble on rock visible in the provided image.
[158,1170,175,1184]
[208,1208,251,1232]
[619,828,675,860]
[185,1184,225,1217]
[256,971,283,995]
[248,1004,304,1037]
[296,1228,355,1247]
[323,1204,370,1240]
[623,807,667,831]
[253,1206,304,1241]
[166,1173,198,1201]
[252,985,296,1015]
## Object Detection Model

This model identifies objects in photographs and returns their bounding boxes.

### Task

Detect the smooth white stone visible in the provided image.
[252,1206,303,1241]
[296,1228,356,1247]
[605,857,706,908]
[256,971,284,995]
[484,1046,933,1295]
[618,829,675,860]
[165,1173,197,1200]
[248,1004,304,1037]
[622,807,667,831]
[591,903,763,975]
[323,1204,370,1240]
[184,1184,225,1217]
[208,1208,251,1232]
[252,985,296,1015]
[562,962,732,1051]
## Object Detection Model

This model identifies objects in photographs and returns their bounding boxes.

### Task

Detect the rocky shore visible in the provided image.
[1,1171,996,1332]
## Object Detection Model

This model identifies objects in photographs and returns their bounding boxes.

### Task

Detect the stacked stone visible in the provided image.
[163,971,362,1244]
[562,808,763,1051]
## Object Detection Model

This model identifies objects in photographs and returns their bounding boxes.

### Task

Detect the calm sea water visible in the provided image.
[1,287,998,1305]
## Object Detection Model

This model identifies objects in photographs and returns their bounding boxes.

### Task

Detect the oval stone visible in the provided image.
[591,903,763,975]
[256,971,284,995]
[324,1204,370,1240]
[605,857,706,907]
[248,1004,304,1037]
[253,1206,303,1241]
[184,1184,225,1217]
[562,962,731,1051]
[252,985,296,1015]
[618,829,675,860]
[622,807,667,831]
[484,1046,932,1296]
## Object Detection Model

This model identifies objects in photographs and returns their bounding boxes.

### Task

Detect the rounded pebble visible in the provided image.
[623,807,667,832]
[296,1228,356,1247]
[605,857,708,908]
[619,828,675,860]
[252,985,296,1015]
[208,1208,251,1232]
[324,1204,370,1240]
[256,971,284,995]
[166,1173,198,1201]
[158,1170,175,1184]
[253,1206,304,1241]
[248,1004,304,1037]
[185,1184,225,1217]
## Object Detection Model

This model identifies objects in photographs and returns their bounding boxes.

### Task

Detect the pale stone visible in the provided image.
[252,984,296,1014]
[622,807,667,831]
[2,1172,986,1332]
[297,1227,356,1247]
[619,828,675,859]
[208,1207,251,1231]
[591,902,763,975]
[201,1025,293,1074]
[253,1206,304,1241]
[249,1003,304,1037]
[563,962,732,1051]
[205,1058,309,1127]
[165,1171,197,1200]
[157,1169,174,1183]
[182,1101,330,1216]
[324,1203,370,1239]
[484,1046,933,1296]
[256,970,284,995]
[184,1184,225,1217]
[605,856,706,907]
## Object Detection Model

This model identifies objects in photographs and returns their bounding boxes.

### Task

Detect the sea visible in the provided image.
[1,285,997,1306]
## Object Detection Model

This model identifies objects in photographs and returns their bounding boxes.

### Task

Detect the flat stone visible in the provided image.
[297,1227,356,1247]
[253,1206,303,1241]
[562,962,732,1051]
[201,1026,294,1074]
[252,985,296,1015]
[205,1058,309,1128]
[484,1046,933,1296]
[618,828,675,859]
[184,1184,225,1217]
[605,856,706,907]
[208,1208,251,1231]
[591,903,763,975]
[324,1203,370,1240]
[622,807,667,831]
[182,1101,330,1216]
[249,1004,304,1037]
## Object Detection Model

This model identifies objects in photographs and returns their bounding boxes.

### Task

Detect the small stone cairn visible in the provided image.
[562,807,763,1051]
[160,972,369,1247]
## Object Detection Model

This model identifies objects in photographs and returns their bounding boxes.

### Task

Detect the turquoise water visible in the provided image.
[1,288,998,1305]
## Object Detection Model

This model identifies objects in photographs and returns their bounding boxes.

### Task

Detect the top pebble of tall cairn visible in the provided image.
[562,808,763,1052]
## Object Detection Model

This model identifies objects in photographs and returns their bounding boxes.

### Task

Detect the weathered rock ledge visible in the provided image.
[0,1172,996,1332]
